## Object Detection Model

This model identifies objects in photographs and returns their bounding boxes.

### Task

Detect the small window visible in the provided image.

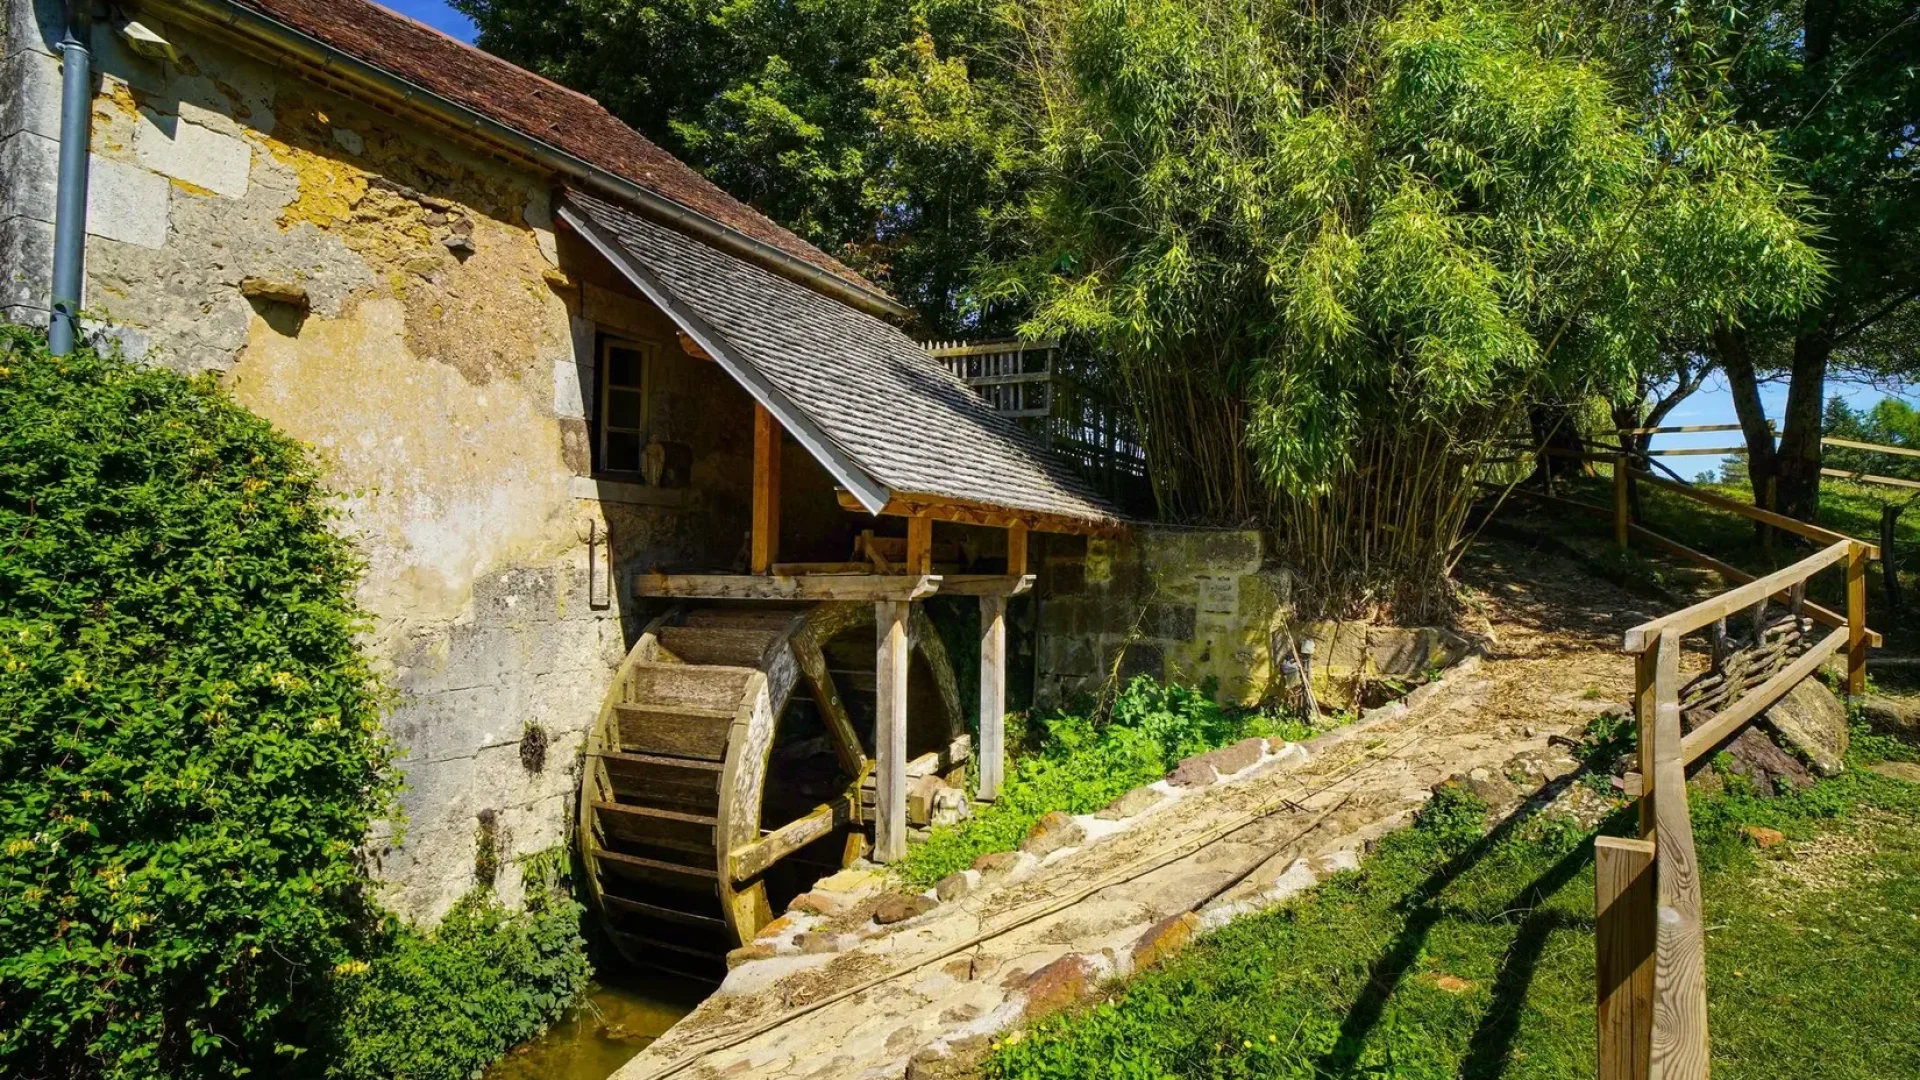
[596,336,652,474]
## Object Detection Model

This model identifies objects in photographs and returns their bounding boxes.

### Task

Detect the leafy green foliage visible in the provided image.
[989,729,1920,1080]
[0,325,397,1077]
[898,678,1310,886]
[324,852,592,1080]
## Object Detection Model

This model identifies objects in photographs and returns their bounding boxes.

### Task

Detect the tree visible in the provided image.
[452,0,1023,332]
[973,0,1821,615]
[1708,0,1920,521]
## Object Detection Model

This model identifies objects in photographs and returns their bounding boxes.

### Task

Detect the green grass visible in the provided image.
[896,679,1320,888]
[985,727,1920,1080]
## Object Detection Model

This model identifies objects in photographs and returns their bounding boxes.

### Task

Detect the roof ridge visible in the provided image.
[362,2,614,113]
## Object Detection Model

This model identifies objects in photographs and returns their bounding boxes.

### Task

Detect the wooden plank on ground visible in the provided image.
[1597,835,1656,1080]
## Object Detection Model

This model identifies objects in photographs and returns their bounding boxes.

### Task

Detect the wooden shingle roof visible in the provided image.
[559,191,1121,531]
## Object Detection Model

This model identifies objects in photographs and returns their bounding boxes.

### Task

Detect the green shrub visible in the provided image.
[0,325,398,1078]
[898,678,1309,886]
[325,852,591,1080]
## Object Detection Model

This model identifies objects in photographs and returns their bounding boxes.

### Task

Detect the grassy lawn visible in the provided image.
[984,725,1920,1080]
[896,679,1322,888]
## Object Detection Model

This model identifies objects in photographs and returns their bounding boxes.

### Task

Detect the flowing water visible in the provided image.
[486,971,708,1080]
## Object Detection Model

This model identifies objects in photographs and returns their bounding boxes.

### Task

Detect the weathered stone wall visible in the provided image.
[1034,527,1293,707]
[0,1,758,921]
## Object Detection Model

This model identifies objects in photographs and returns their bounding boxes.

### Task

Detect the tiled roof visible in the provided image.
[224,0,877,295]
[561,190,1120,528]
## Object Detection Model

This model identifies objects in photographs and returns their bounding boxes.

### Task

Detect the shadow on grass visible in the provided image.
[1316,763,1634,1080]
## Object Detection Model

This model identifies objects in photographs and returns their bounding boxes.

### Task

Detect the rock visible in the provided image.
[1165,754,1218,788]
[813,868,884,894]
[1096,785,1166,820]
[796,931,847,954]
[1212,737,1267,775]
[1021,811,1086,857]
[1020,954,1095,1021]
[239,276,310,307]
[934,871,975,902]
[873,892,938,925]
[907,773,945,826]
[789,891,848,917]
[1433,770,1516,807]
[1869,761,1920,783]
[906,1034,992,1080]
[971,851,1022,880]
[1740,825,1786,849]
[940,957,974,982]
[754,914,796,940]
[1762,679,1849,777]
[930,786,970,827]
[725,943,777,969]
[1131,911,1200,971]
[1722,726,1815,796]
[939,1003,982,1024]
[1860,695,1920,741]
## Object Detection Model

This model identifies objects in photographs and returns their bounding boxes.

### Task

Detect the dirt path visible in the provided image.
[612,543,1647,1080]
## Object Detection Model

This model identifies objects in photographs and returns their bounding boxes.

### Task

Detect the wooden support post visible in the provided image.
[1614,453,1631,548]
[906,514,933,575]
[873,600,911,863]
[1648,628,1710,1080]
[978,594,1007,802]
[1848,541,1869,696]
[1597,836,1656,1080]
[1006,521,1029,575]
[1634,648,1658,839]
[751,404,781,574]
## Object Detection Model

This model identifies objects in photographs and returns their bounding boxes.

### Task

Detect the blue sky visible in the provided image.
[372,2,1912,457]
[380,0,475,41]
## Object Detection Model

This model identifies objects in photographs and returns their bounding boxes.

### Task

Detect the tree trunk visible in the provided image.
[1529,403,1586,490]
[1713,324,1781,512]
[1881,503,1905,613]
[1774,328,1831,522]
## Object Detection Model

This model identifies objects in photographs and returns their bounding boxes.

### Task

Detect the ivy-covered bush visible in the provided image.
[0,325,397,1078]
[325,851,592,1080]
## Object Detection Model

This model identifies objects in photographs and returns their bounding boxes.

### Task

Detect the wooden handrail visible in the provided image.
[1823,436,1920,460]
[1622,541,1851,653]
[1629,469,1879,559]
[1822,467,1920,491]
[1626,524,1881,648]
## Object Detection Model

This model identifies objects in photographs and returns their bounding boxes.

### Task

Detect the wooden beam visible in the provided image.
[1622,539,1852,652]
[729,794,854,882]
[1616,423,1760,436]
[752,404,781,574]
[935,574,1035,596]
[1648,629,1711,1080]
[1613,453,1630,548]
[978,594,1008,803]
[1679,625,1846,764]
[1823,436,1920,460]
[1849,541,1869,696]
[676,331,714,361]
[1625,525,1880,647]
[1634,648,1658,840]
[873,600,911,863]
[906,515,933,575]
[835,488,1123,537]
[1629,469,1877,559]
[634,573,943,601]
[1823,466,1920,491]
[1596,836,1656,1080]
[1007,521,1029,574]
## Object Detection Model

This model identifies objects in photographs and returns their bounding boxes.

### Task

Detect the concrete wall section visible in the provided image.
[0,2,762,922]
[1034,527,1294,708]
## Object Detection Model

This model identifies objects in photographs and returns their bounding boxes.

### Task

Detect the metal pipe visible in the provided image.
[48,1,94,355]
[150,0,913,322]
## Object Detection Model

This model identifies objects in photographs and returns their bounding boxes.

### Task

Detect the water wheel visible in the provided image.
[578,600,964,975]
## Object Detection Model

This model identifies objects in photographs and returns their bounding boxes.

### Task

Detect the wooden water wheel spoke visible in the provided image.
[580,600,964,965]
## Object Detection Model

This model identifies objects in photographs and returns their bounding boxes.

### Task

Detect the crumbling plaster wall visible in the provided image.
[0,2,753,922]
[1034,527,1294,708]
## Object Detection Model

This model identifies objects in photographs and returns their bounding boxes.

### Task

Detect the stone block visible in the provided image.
[1116,642,1163,682]
[1210,737,1266,776]
[788,891,848,917]
[1095,785,1165,820]
[1143,603,1197,641]
[85,154,168,248]
[472,564,560,625]
[0,128,55,223]
[1761,678,1848,777]
[1131,911,1200,971]
[135,108,252,198]
[0,210,52,314]
[1165,754,1218,788]
[553,356,587,419]
[1020,954,1095,1021]
[795,931,843,954]
[971,851,1021,880]
[0,48,60,140]
[872,892,938,925]
[1020,810,1085,857]
[933,871,974,902]
[5,0,60,60]
[1860,695,1920,741]
[726,943,778,969]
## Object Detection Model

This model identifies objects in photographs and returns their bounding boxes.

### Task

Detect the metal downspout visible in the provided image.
[48,1,94,355]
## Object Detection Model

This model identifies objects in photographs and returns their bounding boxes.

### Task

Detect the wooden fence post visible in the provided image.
[1615,453,1631,548]
[1848,541,1869,696]
[1634,648,1658,839]
[1597,836,1657,1080]
[873,600,910,863]
[1648,628,1710,1080]
[977,594,1007,803]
